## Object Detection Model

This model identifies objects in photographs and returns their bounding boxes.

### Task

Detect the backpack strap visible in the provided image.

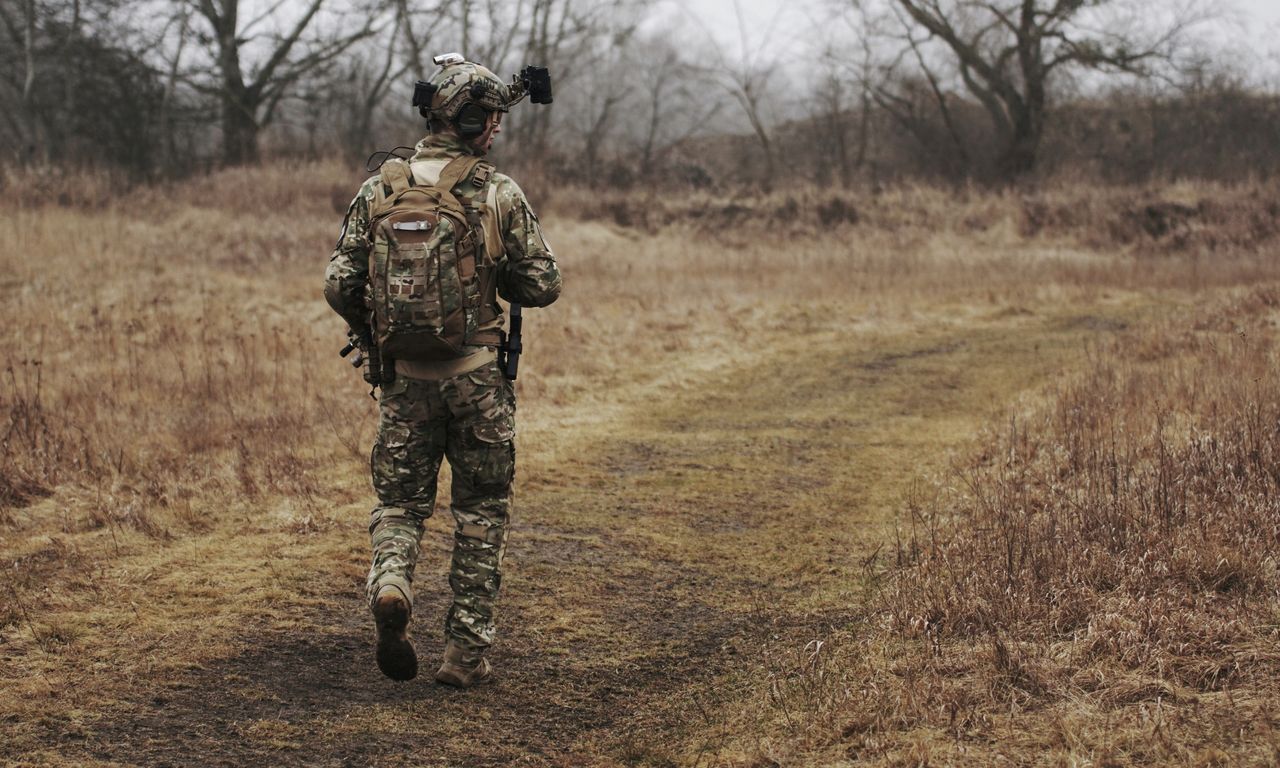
[450,161,495,233]
[370,159,413,220]
[380,159,412,196]
[454,161,494,271]
[456,161,502,347]
[435,156,483,195]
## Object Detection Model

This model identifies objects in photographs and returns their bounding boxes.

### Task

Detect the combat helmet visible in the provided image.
[413,54,510,139]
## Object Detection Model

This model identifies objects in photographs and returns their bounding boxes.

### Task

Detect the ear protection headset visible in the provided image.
[455,102,490,139]
[415,78,493,138]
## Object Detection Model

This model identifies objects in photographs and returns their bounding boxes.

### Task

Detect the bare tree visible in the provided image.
[878,0,1207,178]
[564,22,645,184]
[0,0,85,157]
[699,0,785,184]
[807,15,882,188]
[632,40,722,173]
[155,4,197,165]
[332,0,441,156]
[436,0,526,68]
[507,0,651,155]
[0,0,173,169]
[188,0,378,164]
[865,25,976,178]
[810,68,855,185]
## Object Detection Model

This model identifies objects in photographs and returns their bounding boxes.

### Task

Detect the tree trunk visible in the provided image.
[221,86,260,165]
[204,0,259,165]
[998,120,1040,179]
[742,103,775,187]
[853,89,871,183]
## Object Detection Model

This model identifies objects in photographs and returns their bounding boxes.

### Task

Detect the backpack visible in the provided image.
[366,155,501,361]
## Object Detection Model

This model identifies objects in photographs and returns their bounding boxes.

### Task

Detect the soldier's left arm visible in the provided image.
[324,177,380,331]
[493,175,562,308]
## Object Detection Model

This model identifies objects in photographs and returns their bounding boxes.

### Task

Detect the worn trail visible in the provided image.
[15,306,1134,766]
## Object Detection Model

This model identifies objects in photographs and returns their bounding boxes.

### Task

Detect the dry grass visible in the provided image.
[3,161,1280,765]
[9,164,1272,520]
[734,288,1280,765]
[550,175,1280,260]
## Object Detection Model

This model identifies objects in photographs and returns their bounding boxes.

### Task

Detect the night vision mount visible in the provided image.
[411,54,553,119]
[509,65,553,106]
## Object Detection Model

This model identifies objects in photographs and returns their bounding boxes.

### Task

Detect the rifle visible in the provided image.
[339,326,392,397]
[498,303,522,381]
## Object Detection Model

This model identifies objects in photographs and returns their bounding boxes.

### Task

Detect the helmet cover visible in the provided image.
[426,61,511,121]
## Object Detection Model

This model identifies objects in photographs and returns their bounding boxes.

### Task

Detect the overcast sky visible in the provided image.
[669,0,1280,77]
[630,0,1280,137]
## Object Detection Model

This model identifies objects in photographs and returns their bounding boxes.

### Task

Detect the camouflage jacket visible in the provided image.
[324,133,562,337]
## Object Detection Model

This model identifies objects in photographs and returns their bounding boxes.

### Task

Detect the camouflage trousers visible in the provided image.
[366,359,515,657]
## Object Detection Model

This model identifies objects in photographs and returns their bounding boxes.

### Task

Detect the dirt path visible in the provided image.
[10,304,1141,767]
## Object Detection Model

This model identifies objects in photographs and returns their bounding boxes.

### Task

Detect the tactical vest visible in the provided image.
[366,155,502,361]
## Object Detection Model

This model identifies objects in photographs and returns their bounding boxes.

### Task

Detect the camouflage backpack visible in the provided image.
[366,155,501,361]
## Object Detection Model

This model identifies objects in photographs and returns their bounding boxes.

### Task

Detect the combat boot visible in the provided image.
[372,585,417,681]
[434,640,492,688]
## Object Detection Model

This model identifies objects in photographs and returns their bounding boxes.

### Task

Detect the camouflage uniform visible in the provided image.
[325,132,561,662]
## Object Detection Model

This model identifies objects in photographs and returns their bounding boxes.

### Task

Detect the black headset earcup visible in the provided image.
[456,103,488,139]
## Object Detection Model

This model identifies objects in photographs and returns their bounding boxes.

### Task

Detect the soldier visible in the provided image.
[324,56,561,688]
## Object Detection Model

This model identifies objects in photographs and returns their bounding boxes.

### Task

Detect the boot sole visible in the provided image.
[373,594,417,681]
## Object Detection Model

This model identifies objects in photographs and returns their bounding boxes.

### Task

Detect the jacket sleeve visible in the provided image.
[493,175,562,308]
[324,177,379,331]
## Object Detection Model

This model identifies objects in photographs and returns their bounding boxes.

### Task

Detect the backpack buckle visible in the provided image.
[472,164,493,188]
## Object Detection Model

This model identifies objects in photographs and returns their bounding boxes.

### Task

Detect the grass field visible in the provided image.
[2,164,1280,765]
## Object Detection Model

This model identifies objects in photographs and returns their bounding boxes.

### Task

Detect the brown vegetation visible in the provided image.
[743,288,1280,764]
[3,164,1280,764]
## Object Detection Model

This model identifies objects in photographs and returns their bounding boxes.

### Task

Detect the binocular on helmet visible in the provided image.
[518,66,553,105]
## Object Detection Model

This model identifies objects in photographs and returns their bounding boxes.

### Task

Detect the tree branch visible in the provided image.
[905,30,970,163]
[248,0,324,94]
